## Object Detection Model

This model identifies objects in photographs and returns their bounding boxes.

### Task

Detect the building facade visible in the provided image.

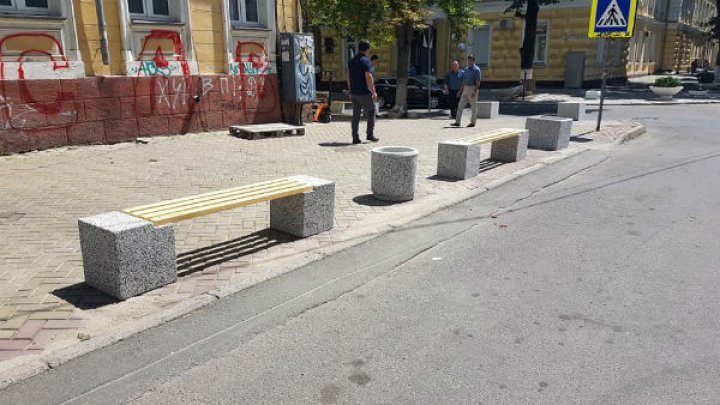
[317,0,717,90]
[0,0,302,154]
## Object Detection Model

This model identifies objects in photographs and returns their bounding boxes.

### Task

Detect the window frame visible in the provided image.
[230,0,262,26]
[471,25,492,68]
[128,0,171,21]
[533,21,549,66]
[0,0,57,16]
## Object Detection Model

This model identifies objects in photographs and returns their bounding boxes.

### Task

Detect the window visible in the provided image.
[471,26,492,67]
[231,0,260,24]
[533,22,549,65]
[0,0,53,14]
[128,0,170,20]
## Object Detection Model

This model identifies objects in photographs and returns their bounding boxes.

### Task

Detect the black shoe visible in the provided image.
[450,123,460,127]
[366,136,380,142]
[352,139,362,144]
[467,123,475,128]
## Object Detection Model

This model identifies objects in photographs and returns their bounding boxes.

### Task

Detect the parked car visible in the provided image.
[374,76,448,109]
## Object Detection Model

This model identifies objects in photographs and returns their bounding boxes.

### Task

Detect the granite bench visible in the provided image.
[78,176,335,300]
[525,115,573,151]
[437,128,529,180]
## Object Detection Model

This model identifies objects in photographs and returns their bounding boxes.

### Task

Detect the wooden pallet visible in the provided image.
[229,123,306,140]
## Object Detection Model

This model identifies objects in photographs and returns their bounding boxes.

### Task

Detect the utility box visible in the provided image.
[279,32,316,103]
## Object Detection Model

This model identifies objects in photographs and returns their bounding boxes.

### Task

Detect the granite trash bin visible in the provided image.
[371,146,419,202]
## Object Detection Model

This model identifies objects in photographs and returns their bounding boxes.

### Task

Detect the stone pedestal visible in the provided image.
[490,129,529,162]
[79,212,176,300]
[437,141,481,180]
[476,101,499,119]
[525,116,573,151]
[557,102,586,121]
[371,146,418,201]
[270,175,335,237]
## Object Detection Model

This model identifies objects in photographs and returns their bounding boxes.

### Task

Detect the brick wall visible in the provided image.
[0,74,281,155]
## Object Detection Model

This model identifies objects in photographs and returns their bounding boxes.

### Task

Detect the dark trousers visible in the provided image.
[350,94,375,141]
[448,90,460,118]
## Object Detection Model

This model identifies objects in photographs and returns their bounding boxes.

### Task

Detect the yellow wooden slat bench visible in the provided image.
[437,128,529,180]
[78,175,335,300]
[123,178,313,226]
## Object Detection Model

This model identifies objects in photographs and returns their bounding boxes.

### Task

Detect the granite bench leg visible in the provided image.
[525,116,573,151]
[437,141,481,180]
[490,130,529,162]
[557,102,586,121]
[78,211,177,300]
[270,175,335,237]
[476,101,499,119]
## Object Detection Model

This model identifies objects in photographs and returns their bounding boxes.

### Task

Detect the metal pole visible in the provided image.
[94,0,111,66]
[596,37,608,132]
[428,28,432,114]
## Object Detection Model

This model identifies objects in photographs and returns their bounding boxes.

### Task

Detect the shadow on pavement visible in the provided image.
[318,142,354,147]
[352,194,402,207]
[52,284,119,310]
[176,229,298,277]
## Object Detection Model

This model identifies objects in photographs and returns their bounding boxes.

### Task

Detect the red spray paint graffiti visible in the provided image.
[135,30,190,78]
[0,33,76,129]
[233,41,277,112]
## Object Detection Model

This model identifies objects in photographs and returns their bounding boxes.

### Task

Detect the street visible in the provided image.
[1,104,720,404]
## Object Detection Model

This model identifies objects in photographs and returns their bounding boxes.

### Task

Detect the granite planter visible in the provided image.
[649,86,683,100]
[371,146,419,202]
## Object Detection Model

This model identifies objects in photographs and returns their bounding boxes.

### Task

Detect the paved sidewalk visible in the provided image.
[0,113,642,371]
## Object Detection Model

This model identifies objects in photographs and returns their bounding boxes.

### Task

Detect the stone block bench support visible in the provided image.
[526,115,573,151]
[557,102,586,121]
[79,176,335,300]
[476,101,499,119]
[437,128,529,180]
[79,212,177,301]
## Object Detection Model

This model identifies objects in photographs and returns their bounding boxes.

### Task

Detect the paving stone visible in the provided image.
[0,115,639,363]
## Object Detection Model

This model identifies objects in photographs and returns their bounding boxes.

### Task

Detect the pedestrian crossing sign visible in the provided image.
[588,0,637,38]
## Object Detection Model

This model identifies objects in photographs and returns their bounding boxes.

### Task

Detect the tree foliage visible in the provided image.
[302,0,482,114]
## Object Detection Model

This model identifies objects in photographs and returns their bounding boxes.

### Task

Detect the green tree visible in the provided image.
[302,0,481,116]
[709,0,720,79]
[505,0,560,85]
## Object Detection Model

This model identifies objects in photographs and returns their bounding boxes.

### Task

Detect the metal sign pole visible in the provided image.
[596,36,608,132]
[427,28,433,114]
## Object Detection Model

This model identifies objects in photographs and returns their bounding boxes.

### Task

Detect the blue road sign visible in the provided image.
[588,0,637,38]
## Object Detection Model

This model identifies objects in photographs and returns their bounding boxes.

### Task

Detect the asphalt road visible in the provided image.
[2,104,720,404]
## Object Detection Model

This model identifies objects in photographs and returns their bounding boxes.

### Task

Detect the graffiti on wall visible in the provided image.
[0,33,81,131]
[129,30,191,78]
[0,33,280,153]
[294,35,315,102]
[226,41,277,110]
[0,32,84,81]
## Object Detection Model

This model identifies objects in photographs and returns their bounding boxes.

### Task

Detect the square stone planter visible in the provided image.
[557,102,586,121]
[476,101,499,119]
[525,115,573,151]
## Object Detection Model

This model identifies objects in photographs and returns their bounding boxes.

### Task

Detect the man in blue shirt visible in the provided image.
[443,60,464,119]
[347,41,379,144]
[451,55,482,128]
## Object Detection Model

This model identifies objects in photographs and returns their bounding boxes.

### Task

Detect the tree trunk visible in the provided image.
[390,23,413,117]
[520,0,539,82]
[716,0,720,82]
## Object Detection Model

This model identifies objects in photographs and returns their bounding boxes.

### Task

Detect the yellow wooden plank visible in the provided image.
[129,183,312,220]
[125,179,300,212]
[126,181,305,217]
[138,186,313,225]
[458,129,524,144]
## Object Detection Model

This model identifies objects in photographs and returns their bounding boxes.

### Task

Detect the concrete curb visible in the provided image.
[0,123,646,390]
